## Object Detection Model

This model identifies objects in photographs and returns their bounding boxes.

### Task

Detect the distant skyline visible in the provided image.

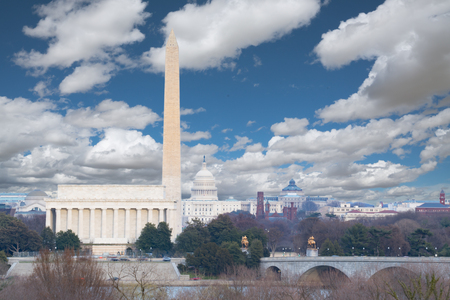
[1,0,449,203]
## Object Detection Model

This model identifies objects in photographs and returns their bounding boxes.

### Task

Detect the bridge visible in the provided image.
[260,256,450,280]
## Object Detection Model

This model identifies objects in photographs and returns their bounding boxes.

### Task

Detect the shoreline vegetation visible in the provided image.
[2,249,450,300]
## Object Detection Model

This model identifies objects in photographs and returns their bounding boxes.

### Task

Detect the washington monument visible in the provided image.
[163,30,182,236]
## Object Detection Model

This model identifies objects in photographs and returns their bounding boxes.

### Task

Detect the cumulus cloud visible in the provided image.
[180,107,206,115]
[142,0,321,72]
[222,128,232,133]
[78,128,161,169]
[229,136,252,152]
[246,143,264,153]
[315,0,450,122]
[31,80,52,98]
[59,63,116,94]
[65,99,161,129]
[0,96,76,162]
[181,130,211,142]
[246,120,256,126]
[1,93,449,202]
[15,0,150,93]
[386,186,419,197]
[271,117,309,136]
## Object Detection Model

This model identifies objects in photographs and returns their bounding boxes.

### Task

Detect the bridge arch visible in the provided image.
[266,266,281,280]
[299,265,350,287]
[369,266,416,283]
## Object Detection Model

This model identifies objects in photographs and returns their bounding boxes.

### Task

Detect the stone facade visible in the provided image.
[46,185,177,245]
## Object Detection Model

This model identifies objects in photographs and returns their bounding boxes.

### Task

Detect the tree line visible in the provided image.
[0,213,81,256]
[294,212,450,257]
[135,214,268,276]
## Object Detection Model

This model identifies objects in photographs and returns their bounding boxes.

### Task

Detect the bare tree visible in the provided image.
[267,228,282,257]
[106,261,173,300]
[0,249,113,300]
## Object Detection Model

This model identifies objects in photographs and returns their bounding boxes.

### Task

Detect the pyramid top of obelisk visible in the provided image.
[167,29,178,49]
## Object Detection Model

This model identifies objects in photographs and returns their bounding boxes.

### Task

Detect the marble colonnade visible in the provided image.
[45,185,177,244]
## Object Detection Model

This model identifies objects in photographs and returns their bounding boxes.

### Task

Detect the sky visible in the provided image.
[1,0,449,203]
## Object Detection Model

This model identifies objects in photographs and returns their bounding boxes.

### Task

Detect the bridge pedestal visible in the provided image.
[306,249,318,257]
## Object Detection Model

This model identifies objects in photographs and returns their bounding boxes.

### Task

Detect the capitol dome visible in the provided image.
[191,157,218,201]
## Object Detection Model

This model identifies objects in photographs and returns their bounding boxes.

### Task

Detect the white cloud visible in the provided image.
[59,63,115,94]
[253,55,262,67]
[31,80,52,98]
[181,130,211,142]
[142,0,321,72]
[315,0,450,122]
[386,186,419,197]
[246,120,256,127]
[229,135,252,152]
[78,128,161,169]
[222,128,232,133]
[15,0,150,93]
[271,117,309,136]
[0,96,76,162]
[65,99,161,129]
[246,143,264,153]
[180,107,206,115]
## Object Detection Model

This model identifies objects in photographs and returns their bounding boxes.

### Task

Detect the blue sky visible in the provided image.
[1,0,449,203]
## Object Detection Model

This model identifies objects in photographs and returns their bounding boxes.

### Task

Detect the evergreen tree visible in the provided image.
[221,241,246,265]
[175,219,209,253]
[368,227,392,256]
[334,240,344,256]
[408,228,434,256]
[243,227,268,246]
[0,213,43,254]
[438,243,450,257]
[341,223,369,256]
[186,242,232,276]
[319,238,335,256]
[207,214,240,245]
[41,226,56,250]
[247,239,263,268]
[0,251,7,264]
[156,222,172,252]
[135,223,157,252]
[55,229,81,250]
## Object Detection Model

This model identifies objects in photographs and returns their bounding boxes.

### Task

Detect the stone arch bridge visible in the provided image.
[260,256,450,280]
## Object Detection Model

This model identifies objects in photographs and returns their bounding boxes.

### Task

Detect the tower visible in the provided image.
[162,30,181,237]
[440,190,446,205]
[265,200,270,219]
[256,192,265,219]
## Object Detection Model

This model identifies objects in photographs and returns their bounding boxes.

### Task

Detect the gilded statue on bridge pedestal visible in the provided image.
[307,236,316,249]
[241,236,249,249]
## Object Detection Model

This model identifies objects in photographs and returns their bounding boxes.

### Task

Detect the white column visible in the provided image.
[67,208,72,231]
[101,208,107,238]
[113,209,119,238]
[90,208,95,241]
[55,209,61,233]
[78,209,84,239]
[136,208,142,237]
[125,209,130,240]
[46,209,52,229]
[147,209,153,224]
[159,209,164,224]
[166,209,170,227]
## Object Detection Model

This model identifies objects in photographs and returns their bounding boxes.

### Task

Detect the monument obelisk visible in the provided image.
[162,30,181,237]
